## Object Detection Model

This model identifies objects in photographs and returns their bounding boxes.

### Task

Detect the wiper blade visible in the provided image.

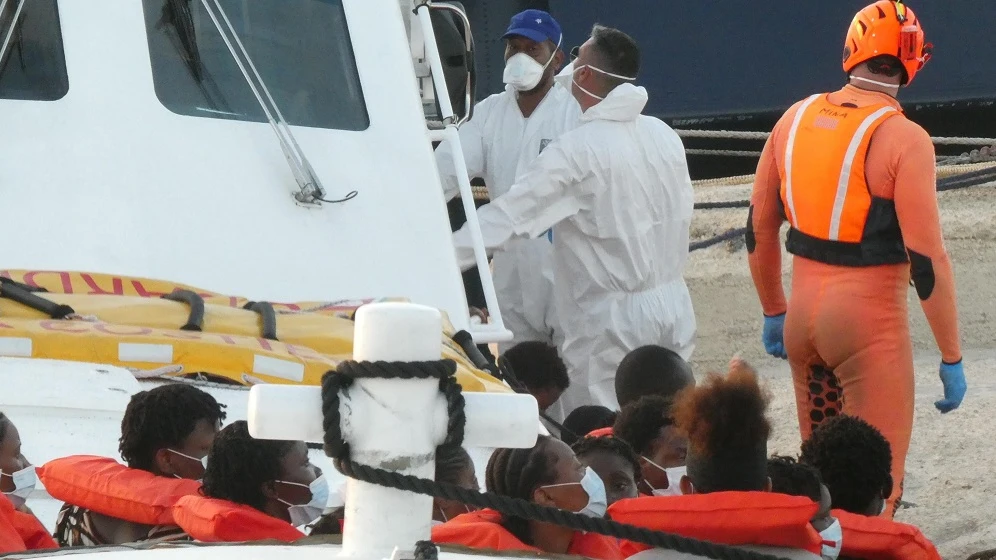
[198,0,355,206]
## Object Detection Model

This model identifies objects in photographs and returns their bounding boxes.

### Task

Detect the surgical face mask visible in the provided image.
[167,449,208,481]
[850,75,901,90]
[277,474,330,527]
[437,503,471,523]
[169,449,208,469]
[541,466,608,518]
[642,457,685,497]
[571,63,636,101]
[819,517,843,560]
[1,465,36,507]
[503,36,562,92]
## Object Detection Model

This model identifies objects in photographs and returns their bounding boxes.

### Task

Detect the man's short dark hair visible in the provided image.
[615,345,694,408]
[768,455,822,503]
[572,436,641,483]
[501,341,569,393]
[613,395,673,456]
[864,54,907,82]
[590,24,640,87]
[561,405,616,446]
[800,415,892,514]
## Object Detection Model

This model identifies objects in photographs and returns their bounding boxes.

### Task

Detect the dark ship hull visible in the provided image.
[463,0,996,178]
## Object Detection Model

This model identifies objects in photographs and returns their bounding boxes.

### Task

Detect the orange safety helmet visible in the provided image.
[842,0,932,85]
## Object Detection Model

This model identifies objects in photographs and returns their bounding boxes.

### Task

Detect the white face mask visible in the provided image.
[436,503,471,524]
[503,35,562,92]
[541,466,608,518]
[1,465,36,508]
[168,449,209,478]
[277,474,330,527]
[570,63,637,101]
[554,61,574,90]
[819,517,843,560]
[642,457,685,497]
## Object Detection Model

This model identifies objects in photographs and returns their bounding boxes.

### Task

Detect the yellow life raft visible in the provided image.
[0,270,508,393]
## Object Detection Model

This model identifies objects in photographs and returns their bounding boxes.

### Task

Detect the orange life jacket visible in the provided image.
[172,495,305,543]
[431,509,538,553]
[608,492,823,556]
[777,93,907,267]
[38,455,201,526]
[431,508,623,560]
[0,493,56,552]
[833,509,941,560]
[586,427,614,438]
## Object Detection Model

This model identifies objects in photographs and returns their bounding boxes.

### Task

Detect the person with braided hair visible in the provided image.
[432,444,479,524]
[171,420,326,542]
[432,435,622,559]
[571,435,640,506]
[49,384,226,546]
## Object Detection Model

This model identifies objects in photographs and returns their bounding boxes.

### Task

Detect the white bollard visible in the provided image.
[249,389,538,449]
[247,302,538,560]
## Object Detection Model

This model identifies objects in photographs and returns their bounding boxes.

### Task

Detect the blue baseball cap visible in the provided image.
[502,9,562,46]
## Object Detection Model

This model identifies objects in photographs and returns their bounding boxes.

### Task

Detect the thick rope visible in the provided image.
[687,167,996,253]
[321,360,466,460]
[692,166,996,213]
[967,548,996,560]
[674,128,996,146]
[413,540,439,560]
[685,149,762,158]
[690,228,748,252]
[321,362,791,560]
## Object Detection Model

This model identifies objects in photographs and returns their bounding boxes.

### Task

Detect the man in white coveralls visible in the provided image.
[452,25,696,419]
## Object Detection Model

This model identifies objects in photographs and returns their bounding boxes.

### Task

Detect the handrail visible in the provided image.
[417,1,512,344]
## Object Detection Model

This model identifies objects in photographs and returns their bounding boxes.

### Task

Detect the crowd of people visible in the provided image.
[0,353,943,558]
[0,1,970,559]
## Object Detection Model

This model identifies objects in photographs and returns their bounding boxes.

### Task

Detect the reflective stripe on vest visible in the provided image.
[778,94,907,266]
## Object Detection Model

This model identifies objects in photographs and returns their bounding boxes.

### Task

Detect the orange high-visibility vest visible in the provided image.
[778,94,908,266]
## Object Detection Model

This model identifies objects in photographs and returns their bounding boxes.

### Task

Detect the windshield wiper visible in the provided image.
[0,0,26,70]
[198,0,356,206]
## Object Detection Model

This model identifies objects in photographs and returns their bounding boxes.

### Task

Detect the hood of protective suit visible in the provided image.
[582,83,648,123]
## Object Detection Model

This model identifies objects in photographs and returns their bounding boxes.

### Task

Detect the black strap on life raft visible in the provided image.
[161,289,205,331]
[0,279,74,319]
[0,277,50,293]
[243,301,278,341]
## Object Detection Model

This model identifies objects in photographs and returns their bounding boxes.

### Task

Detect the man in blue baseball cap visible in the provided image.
[435,9,580,381]
[501,9,563,95]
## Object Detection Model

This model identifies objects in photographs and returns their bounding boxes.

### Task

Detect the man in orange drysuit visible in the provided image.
[746,0,967,517]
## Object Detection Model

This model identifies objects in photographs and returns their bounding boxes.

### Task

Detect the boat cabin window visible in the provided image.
[0,0,69,101]
[143,0,369,131]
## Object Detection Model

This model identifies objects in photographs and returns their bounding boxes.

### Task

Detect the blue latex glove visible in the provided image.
[762,313,788,359]
[935,359,966,413]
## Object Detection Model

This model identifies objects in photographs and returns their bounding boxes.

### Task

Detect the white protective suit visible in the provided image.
[452,83,697,416]
[436,83,581,352]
